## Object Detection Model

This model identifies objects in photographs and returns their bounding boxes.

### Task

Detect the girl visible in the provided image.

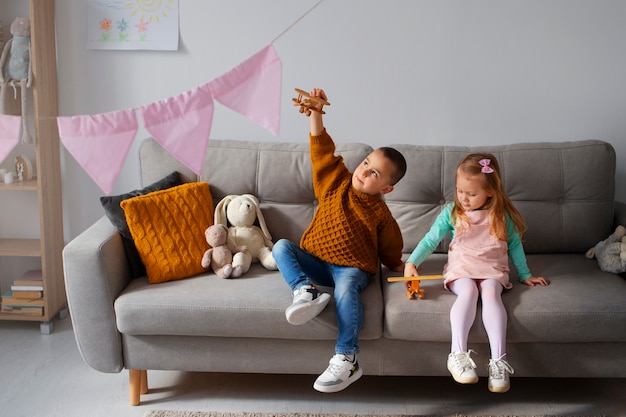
[404,153,549,393]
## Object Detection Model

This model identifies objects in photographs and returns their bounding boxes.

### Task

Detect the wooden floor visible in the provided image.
[1,317,625,417]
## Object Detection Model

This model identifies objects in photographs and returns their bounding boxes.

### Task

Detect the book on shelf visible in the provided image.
[12,279,44,287]
[1,304,43,316]
[10,289,43,299]
[12,269,44,287]
[10,284,44,291]
[0,270,45,314]
[1,291,44,306]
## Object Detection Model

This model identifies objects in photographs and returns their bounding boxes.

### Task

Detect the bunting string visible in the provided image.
[271,0,325,44]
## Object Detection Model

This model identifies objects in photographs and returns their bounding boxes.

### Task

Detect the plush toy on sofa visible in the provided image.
[214,194,277,275]
[585,225,626,274]
[201,224,248,278]
[0,17,32,143]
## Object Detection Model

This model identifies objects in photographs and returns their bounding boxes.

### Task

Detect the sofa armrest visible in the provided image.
[614,201,626,229]
[63,216,132,373]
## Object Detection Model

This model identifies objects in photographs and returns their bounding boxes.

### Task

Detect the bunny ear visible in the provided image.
[248,195,272,241]
[214,195,235,226]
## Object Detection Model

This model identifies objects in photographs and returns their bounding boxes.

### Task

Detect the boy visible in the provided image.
[272,88,407,393]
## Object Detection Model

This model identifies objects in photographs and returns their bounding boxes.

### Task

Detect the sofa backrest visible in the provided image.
[139,138,373,244]
[140,138,615,254]
[386,140,616,254]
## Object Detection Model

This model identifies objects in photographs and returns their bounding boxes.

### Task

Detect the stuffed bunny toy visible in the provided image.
[0,17,32,143]
[214,194,277,275]
[585,225,626,274]
[201,224,248,278]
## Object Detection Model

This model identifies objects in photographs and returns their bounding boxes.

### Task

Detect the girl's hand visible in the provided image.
[404,262,419,277]
[523,276,549,286]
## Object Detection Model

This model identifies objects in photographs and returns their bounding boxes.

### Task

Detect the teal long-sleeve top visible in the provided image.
[406,203,532,281]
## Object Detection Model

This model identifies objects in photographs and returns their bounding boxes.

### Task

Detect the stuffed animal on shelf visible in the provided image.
[0,17,33,144]
[585,225,626,274]
[214,194,278,275]
[201,224,248,279]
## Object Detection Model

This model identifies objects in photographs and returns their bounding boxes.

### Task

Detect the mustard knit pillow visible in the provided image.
[121,182,214,284]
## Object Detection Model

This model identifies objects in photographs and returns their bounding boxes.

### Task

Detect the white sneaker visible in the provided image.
[447,350,479,384]
[313,354,363,393]
[285,285,331,325]
[488,356,514,393]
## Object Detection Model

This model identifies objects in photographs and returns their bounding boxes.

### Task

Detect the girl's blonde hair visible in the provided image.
[452,153,526,240]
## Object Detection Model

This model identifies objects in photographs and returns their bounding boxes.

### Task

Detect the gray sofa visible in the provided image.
[63,137,626,405]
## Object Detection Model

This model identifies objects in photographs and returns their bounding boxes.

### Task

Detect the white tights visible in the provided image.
[448,278,507,359]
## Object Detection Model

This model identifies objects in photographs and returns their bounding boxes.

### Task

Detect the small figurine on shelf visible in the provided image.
[0,17,33,144]
[14,155,32,181]
[16,161,23,181]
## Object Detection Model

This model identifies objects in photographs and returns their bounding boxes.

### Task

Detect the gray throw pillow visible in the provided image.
[100,171,182,278]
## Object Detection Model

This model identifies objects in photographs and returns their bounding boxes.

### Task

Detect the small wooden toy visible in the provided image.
[387,275,443,300]
[292,88,330,116]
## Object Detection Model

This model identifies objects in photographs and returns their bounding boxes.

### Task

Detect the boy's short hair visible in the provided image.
[379,147,407,185]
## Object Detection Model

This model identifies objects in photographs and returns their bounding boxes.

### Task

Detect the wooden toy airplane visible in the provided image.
[387,275,443,300]
[292,88,330,116]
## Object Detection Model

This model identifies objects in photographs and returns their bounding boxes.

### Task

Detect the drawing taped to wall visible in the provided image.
[87,0,179,51]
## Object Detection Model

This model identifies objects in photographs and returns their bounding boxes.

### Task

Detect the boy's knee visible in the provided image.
[272,239,293,259]
[273,239,289,253]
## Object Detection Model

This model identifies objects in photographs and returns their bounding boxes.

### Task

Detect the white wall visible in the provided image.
[54,0,626,241]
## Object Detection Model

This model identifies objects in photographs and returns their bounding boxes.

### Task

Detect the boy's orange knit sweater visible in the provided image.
[300,130,404,274]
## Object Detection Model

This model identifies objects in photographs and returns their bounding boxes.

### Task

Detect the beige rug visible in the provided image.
[144,412,601,417]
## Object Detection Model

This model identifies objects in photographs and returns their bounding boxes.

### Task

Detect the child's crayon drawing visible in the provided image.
[88,0,179,50]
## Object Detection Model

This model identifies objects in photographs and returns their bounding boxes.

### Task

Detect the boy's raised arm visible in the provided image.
[309,88,327,135]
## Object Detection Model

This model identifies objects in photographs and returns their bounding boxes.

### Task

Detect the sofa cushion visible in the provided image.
[114,264,384,341]
[100,171,182,277]
[382,254,626,344]
[386,140,616,254]
[121,182,214,284]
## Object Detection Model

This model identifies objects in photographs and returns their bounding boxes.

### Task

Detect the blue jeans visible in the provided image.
[272,239,370,356]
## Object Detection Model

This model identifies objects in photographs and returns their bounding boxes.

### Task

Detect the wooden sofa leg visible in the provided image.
[129,369,147,405]
[141,369,148,394]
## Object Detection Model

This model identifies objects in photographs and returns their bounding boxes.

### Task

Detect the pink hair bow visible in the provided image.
[479,159,494,174]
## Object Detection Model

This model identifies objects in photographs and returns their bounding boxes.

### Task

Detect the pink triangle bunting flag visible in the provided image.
[139,83,214,175]
[0,114,21,165]
[209,44,282,136]
[58,109,138,194]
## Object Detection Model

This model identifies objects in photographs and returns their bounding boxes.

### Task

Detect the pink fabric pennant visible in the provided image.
[209,44,282,136]
[0,114,21,164]
[58,109,138,194]
[139,83,214,175]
